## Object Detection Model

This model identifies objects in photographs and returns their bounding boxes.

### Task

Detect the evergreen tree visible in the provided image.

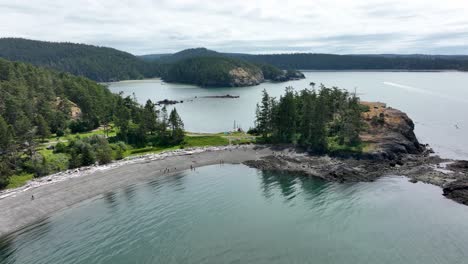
[256,89,274,139]
[0,116,13,152]
[254,85,364,153]
[36,115,50,142]
[168,108,185,144]
[80,143,96,166]
[143,99,159,134]
[274,87,297,143]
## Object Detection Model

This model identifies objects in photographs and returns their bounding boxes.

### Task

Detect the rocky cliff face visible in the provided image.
[228,67,264,87]
[360,102,423,160]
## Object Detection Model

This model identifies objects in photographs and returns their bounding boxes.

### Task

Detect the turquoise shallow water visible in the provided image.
[109,71,468,160]
[2,164,468,264]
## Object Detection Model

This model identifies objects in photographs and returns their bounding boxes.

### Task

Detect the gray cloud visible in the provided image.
[1,0,467,55]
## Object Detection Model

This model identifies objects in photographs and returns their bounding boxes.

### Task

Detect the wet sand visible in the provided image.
[0,145,274,237]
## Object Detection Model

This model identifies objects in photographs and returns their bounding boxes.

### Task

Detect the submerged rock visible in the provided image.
[443,180,468,205]
[156,99,182,105]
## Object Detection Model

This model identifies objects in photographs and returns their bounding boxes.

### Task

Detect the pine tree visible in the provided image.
[274,87,297,143]
[143,99,159,134]
[36,115,50,142]
[256,89,273,139]
[168,108,184,144]
[0,116,13,152]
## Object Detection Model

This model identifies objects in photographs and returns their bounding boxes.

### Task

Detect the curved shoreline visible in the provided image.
[0,145,274,238]
[1,144,466,238]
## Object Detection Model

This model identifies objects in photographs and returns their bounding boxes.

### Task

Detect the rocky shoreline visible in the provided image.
[244,102,468,206]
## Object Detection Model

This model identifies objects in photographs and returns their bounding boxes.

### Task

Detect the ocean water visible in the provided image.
[109,71,468,160]
[2,164,468,264]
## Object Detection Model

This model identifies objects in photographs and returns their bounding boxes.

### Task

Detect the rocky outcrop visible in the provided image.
[55,97,82,120]
[443,180,468,205]
[228,67,264,86]
[243,104,468,206]
[270,70,306,82]
[244,146,468,205]
[156,99,182,106]
[360,102,423,160]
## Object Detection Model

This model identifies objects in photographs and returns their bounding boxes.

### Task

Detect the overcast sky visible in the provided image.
[1,0,468,55]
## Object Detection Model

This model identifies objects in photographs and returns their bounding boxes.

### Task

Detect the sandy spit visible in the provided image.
[0,145,274,237]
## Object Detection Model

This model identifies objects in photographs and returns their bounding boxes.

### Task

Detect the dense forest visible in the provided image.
[252,85,365,154]
[161,56,264,87]
[143,48,468,71]
[0,38,161,82]
[162,56,304,87]
[3,38,468,86]
[0,59,184,188]
[235,53,468,71]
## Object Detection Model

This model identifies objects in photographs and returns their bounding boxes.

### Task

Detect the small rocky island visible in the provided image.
[162,56,304,87]
[244,102,468,205]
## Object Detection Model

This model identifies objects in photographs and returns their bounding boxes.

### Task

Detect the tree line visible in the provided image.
[0,38,162,82]
[233,53,468,71]
[0,58,184,188]
[253,85,366,153]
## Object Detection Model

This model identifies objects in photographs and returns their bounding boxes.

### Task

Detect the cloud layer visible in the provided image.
[1,0,468,55]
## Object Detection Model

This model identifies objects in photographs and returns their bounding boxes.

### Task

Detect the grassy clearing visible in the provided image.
[184,135,229,147]
[6,174,34,189]
[42,126,117,146]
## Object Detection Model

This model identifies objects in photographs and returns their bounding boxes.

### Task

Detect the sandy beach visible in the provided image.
[0,145,274,238]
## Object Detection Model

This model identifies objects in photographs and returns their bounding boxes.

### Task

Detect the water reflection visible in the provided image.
[103,191,118,209]
[0,238,15,263]
[123,185,137,203]
[3,165,468,264]
[259,170,328,203]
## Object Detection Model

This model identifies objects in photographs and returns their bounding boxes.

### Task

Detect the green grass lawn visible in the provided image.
[184,135,229,147]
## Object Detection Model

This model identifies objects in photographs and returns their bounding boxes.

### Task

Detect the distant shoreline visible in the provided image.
[103,70,467,85]
[299,69,465,73]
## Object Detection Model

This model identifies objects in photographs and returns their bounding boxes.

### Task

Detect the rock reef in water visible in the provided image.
[156,99,182,105]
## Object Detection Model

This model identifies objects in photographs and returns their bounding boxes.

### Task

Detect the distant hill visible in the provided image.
[232,53,468,71]
[0,38,160,82]
[161,56,265,87]
[142,48,468,71]
[141,48,224,63]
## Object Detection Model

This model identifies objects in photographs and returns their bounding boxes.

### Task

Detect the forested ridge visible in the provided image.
[0,59,184,188]
[143,48,468,71]
[235,53,468,71]
[0,38,161,82]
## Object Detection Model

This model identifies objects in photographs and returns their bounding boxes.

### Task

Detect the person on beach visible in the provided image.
[31,195,34,200]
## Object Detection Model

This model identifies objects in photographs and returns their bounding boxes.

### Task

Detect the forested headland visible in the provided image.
[0,38,162,82]
[0,58,184,188]
[252,85,366,154]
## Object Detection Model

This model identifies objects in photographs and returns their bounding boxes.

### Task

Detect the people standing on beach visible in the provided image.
[31,195,34,200]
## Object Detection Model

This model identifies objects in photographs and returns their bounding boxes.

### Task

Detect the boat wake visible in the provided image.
[383,82,468,103]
